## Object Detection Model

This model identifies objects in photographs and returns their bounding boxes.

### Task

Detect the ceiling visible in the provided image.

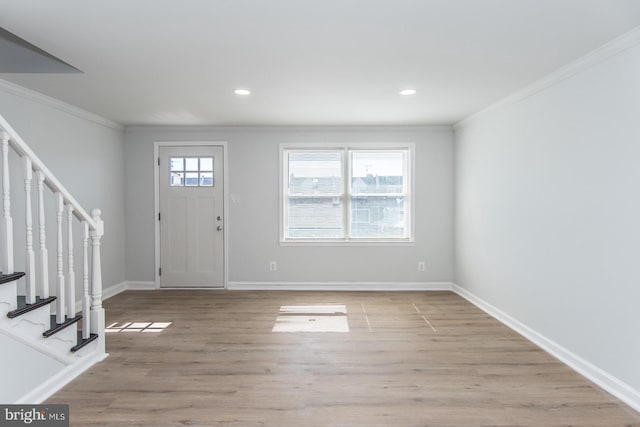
[0,0,639,126]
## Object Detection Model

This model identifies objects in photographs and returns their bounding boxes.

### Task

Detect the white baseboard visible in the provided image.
[451,284,640,413]
[75,281,126,310]
[84,281,155,307]
[74,281,155,309]
[124,281,156,291]
[17,351,109,404]
[102,281,127,300]
[227,281,454,291]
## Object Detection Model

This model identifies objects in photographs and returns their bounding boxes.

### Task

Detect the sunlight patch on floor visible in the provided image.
[272,304,349,333]
[106,322,172,333]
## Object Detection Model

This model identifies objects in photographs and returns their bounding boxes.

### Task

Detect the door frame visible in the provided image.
[153,141,229,289]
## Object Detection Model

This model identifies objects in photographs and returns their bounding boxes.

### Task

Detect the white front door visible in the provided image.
[158,145,224,287]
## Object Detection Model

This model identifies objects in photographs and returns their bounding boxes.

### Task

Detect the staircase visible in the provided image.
[0,114,107,403]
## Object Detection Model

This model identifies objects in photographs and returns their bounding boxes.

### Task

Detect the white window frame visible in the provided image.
[279,142,415,246]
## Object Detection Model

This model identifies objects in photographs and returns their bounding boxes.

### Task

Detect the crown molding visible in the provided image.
[0,78,123,131]
[454,25,640,130]
[124,124,453,133]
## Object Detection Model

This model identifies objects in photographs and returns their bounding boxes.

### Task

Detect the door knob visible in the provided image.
[217,225,223,231]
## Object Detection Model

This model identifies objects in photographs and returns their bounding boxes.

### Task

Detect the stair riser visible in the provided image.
[2,305,50,336]
[1,320,81,359]
[0,281,18,315]
[2,302,81,356]
[42,330,78,354]
[2,293,93,357]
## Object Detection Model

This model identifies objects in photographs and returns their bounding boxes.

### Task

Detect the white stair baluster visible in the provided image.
[66,204,76,318]
[1,114,107,359]
[1,131,14,274]
[36,171,49,298]
[56,192,65,324]
[90,208,104,349]
[23,157,36,304]
[82,221,90,339]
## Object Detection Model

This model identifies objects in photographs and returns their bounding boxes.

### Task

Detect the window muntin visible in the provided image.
[282,145,412,243]
[170,156,214,187]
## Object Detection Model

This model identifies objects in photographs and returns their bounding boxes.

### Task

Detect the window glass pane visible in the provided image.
[288,151,342,195]
[200,172,213,186]
[170,172,184,187]
[200,157,213,171]
[287,197,343,238]
[350,196,405,238]
[185,157,198,171]
[170,158,184,172]
[185,172,199,187]
[351,151,405,194]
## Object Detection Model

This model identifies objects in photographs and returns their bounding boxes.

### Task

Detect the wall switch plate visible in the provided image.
[418,261,426,272]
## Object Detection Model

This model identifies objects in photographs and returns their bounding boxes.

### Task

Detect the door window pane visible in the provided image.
[185,157,199,171]
[170,172,184,187]
[185,172,199,187]
[169,156,215,187]
[170,158,184,172]
[200,172,213,186]
[200,157,213,171]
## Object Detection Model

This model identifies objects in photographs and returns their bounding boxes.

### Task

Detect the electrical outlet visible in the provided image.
[269,261,277,271]
[418,261,426,272]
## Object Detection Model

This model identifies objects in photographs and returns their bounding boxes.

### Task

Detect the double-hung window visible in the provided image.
[281,143,413,244]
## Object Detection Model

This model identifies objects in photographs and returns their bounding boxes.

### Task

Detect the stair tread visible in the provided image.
[43,314,82,337]
[71,332,98,352]
[0,272,25,285]
[7,295,56,319]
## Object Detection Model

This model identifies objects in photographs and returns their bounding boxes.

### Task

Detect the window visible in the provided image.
[170,157,214,187]
[281,144,413,243]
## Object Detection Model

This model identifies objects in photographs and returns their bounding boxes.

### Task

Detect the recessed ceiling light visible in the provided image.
[399,89,417,96]
[234,89,251,95]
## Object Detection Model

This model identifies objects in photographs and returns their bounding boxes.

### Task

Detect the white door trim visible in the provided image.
[153,141,229,289]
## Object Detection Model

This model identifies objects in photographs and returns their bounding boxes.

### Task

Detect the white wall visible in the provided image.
[0,81,126,290]
[454,36,640,396]
[124,126,454,285]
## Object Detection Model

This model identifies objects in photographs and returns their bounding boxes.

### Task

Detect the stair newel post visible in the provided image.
[82,221,90,339]
[23,157,36,304]
[1,131,14,274]
[56,192,65,324]
[66,204,76,319]
[90,208,105,353]
[36,171,49,298]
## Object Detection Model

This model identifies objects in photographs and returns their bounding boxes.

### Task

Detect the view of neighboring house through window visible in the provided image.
[281,144,413,242]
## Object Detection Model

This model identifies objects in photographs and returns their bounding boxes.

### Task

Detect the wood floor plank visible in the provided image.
[46,290,640,426]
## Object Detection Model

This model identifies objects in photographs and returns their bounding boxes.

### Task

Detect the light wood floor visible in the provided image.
[47,290,640,426]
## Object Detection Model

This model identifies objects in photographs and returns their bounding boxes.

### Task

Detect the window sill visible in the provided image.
[280,239,415,247]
